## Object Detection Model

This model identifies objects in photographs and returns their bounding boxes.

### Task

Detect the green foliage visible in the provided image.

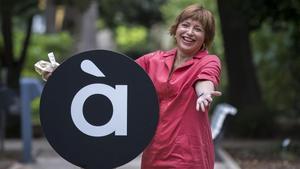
[99,0,166,27]
[0,31,73,77]
[0,0,39,16]
[160,0,197,25]
[115,25,148,54]
[18,31,73,125]
[96,19,106,30]
[97,0,168,58]
[161,0,218,25]
[239,0,300,30]
[216,0,300,137]
[31,97,41,125]
[252,22,300,117]
[21,32,73,77]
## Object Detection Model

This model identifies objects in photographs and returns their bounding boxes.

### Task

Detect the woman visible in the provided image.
[36,4,221,169]
[136,4,221,169]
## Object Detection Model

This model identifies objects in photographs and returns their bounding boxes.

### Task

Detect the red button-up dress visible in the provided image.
[136,48,221,169]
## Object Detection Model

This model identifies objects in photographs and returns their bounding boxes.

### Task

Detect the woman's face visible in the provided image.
[175,18,205,56]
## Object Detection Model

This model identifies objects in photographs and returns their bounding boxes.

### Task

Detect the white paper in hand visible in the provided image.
[34,52,60,81]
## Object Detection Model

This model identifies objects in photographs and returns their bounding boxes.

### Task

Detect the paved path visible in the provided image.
[1,139,240,169]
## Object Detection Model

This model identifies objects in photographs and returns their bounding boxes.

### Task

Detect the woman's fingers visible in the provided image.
[206,96,213,102]
[41,71,52,81]
[203,99,209,107]
[196,90,222,112]
[200,101,205,112]
[196,97,209,112]
[211,91,222,97]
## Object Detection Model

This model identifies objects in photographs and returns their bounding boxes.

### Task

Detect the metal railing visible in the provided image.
[211,103,237,140]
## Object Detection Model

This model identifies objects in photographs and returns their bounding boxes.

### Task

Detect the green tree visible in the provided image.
[217,0,300,137]
[250,0,300,127]
[99,0,166,27]
[115,25,147,53]
[252,23,300,117]
[217,0,265,136]
[98,0,167,58]
[0,0,92,91]
[0,0,39,90]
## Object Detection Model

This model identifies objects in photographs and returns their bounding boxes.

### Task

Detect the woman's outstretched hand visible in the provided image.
[196,90,222,112]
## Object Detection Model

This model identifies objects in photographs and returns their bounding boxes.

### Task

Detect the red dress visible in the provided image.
[136,48,221,169]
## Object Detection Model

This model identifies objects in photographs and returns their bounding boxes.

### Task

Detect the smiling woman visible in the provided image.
[136,4,221,169]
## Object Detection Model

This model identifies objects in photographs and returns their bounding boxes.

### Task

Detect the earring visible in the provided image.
[202,43,206,50]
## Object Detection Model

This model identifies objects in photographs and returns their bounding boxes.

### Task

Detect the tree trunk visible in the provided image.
[1,10,14,67]
[0,11,33,91]
[63,5,80,34]
[217,0,262,107]
[1,9,14,88]
[45,0,56,33]
[217,0,273,137]
[9,16,33,91]
[75,0,98,52]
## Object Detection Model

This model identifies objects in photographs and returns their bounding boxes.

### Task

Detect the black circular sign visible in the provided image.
[40,50,159,169]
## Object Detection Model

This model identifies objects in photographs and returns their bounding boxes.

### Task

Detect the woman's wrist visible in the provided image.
[197,92,206,98]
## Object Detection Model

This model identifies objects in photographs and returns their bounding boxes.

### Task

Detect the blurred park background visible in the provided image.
[0,0,300,168]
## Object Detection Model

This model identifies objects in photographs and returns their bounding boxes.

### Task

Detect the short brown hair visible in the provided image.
[169,4,215,49]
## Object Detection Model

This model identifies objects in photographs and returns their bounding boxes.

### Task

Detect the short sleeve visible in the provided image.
[194,56,221,88]
[135,55,148,71]
[135,51,159,73]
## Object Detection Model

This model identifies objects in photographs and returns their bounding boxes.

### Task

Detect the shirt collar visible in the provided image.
[163,48,209,71]
[193,50,209,59]
[162,48,209,59]
[162,48,177,57]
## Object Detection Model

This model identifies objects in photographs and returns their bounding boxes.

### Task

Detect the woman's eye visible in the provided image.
[195,28,203,32]
[181,23,189,27]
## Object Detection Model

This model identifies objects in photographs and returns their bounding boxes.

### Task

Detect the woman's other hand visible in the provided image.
[196,90,222,112]
[195,80,222,112]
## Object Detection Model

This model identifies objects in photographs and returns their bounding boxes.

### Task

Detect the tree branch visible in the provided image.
[18,15,33,69]
[0,10,14,66]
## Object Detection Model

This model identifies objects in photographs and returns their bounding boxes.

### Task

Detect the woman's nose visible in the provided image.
[187,27,193,34]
